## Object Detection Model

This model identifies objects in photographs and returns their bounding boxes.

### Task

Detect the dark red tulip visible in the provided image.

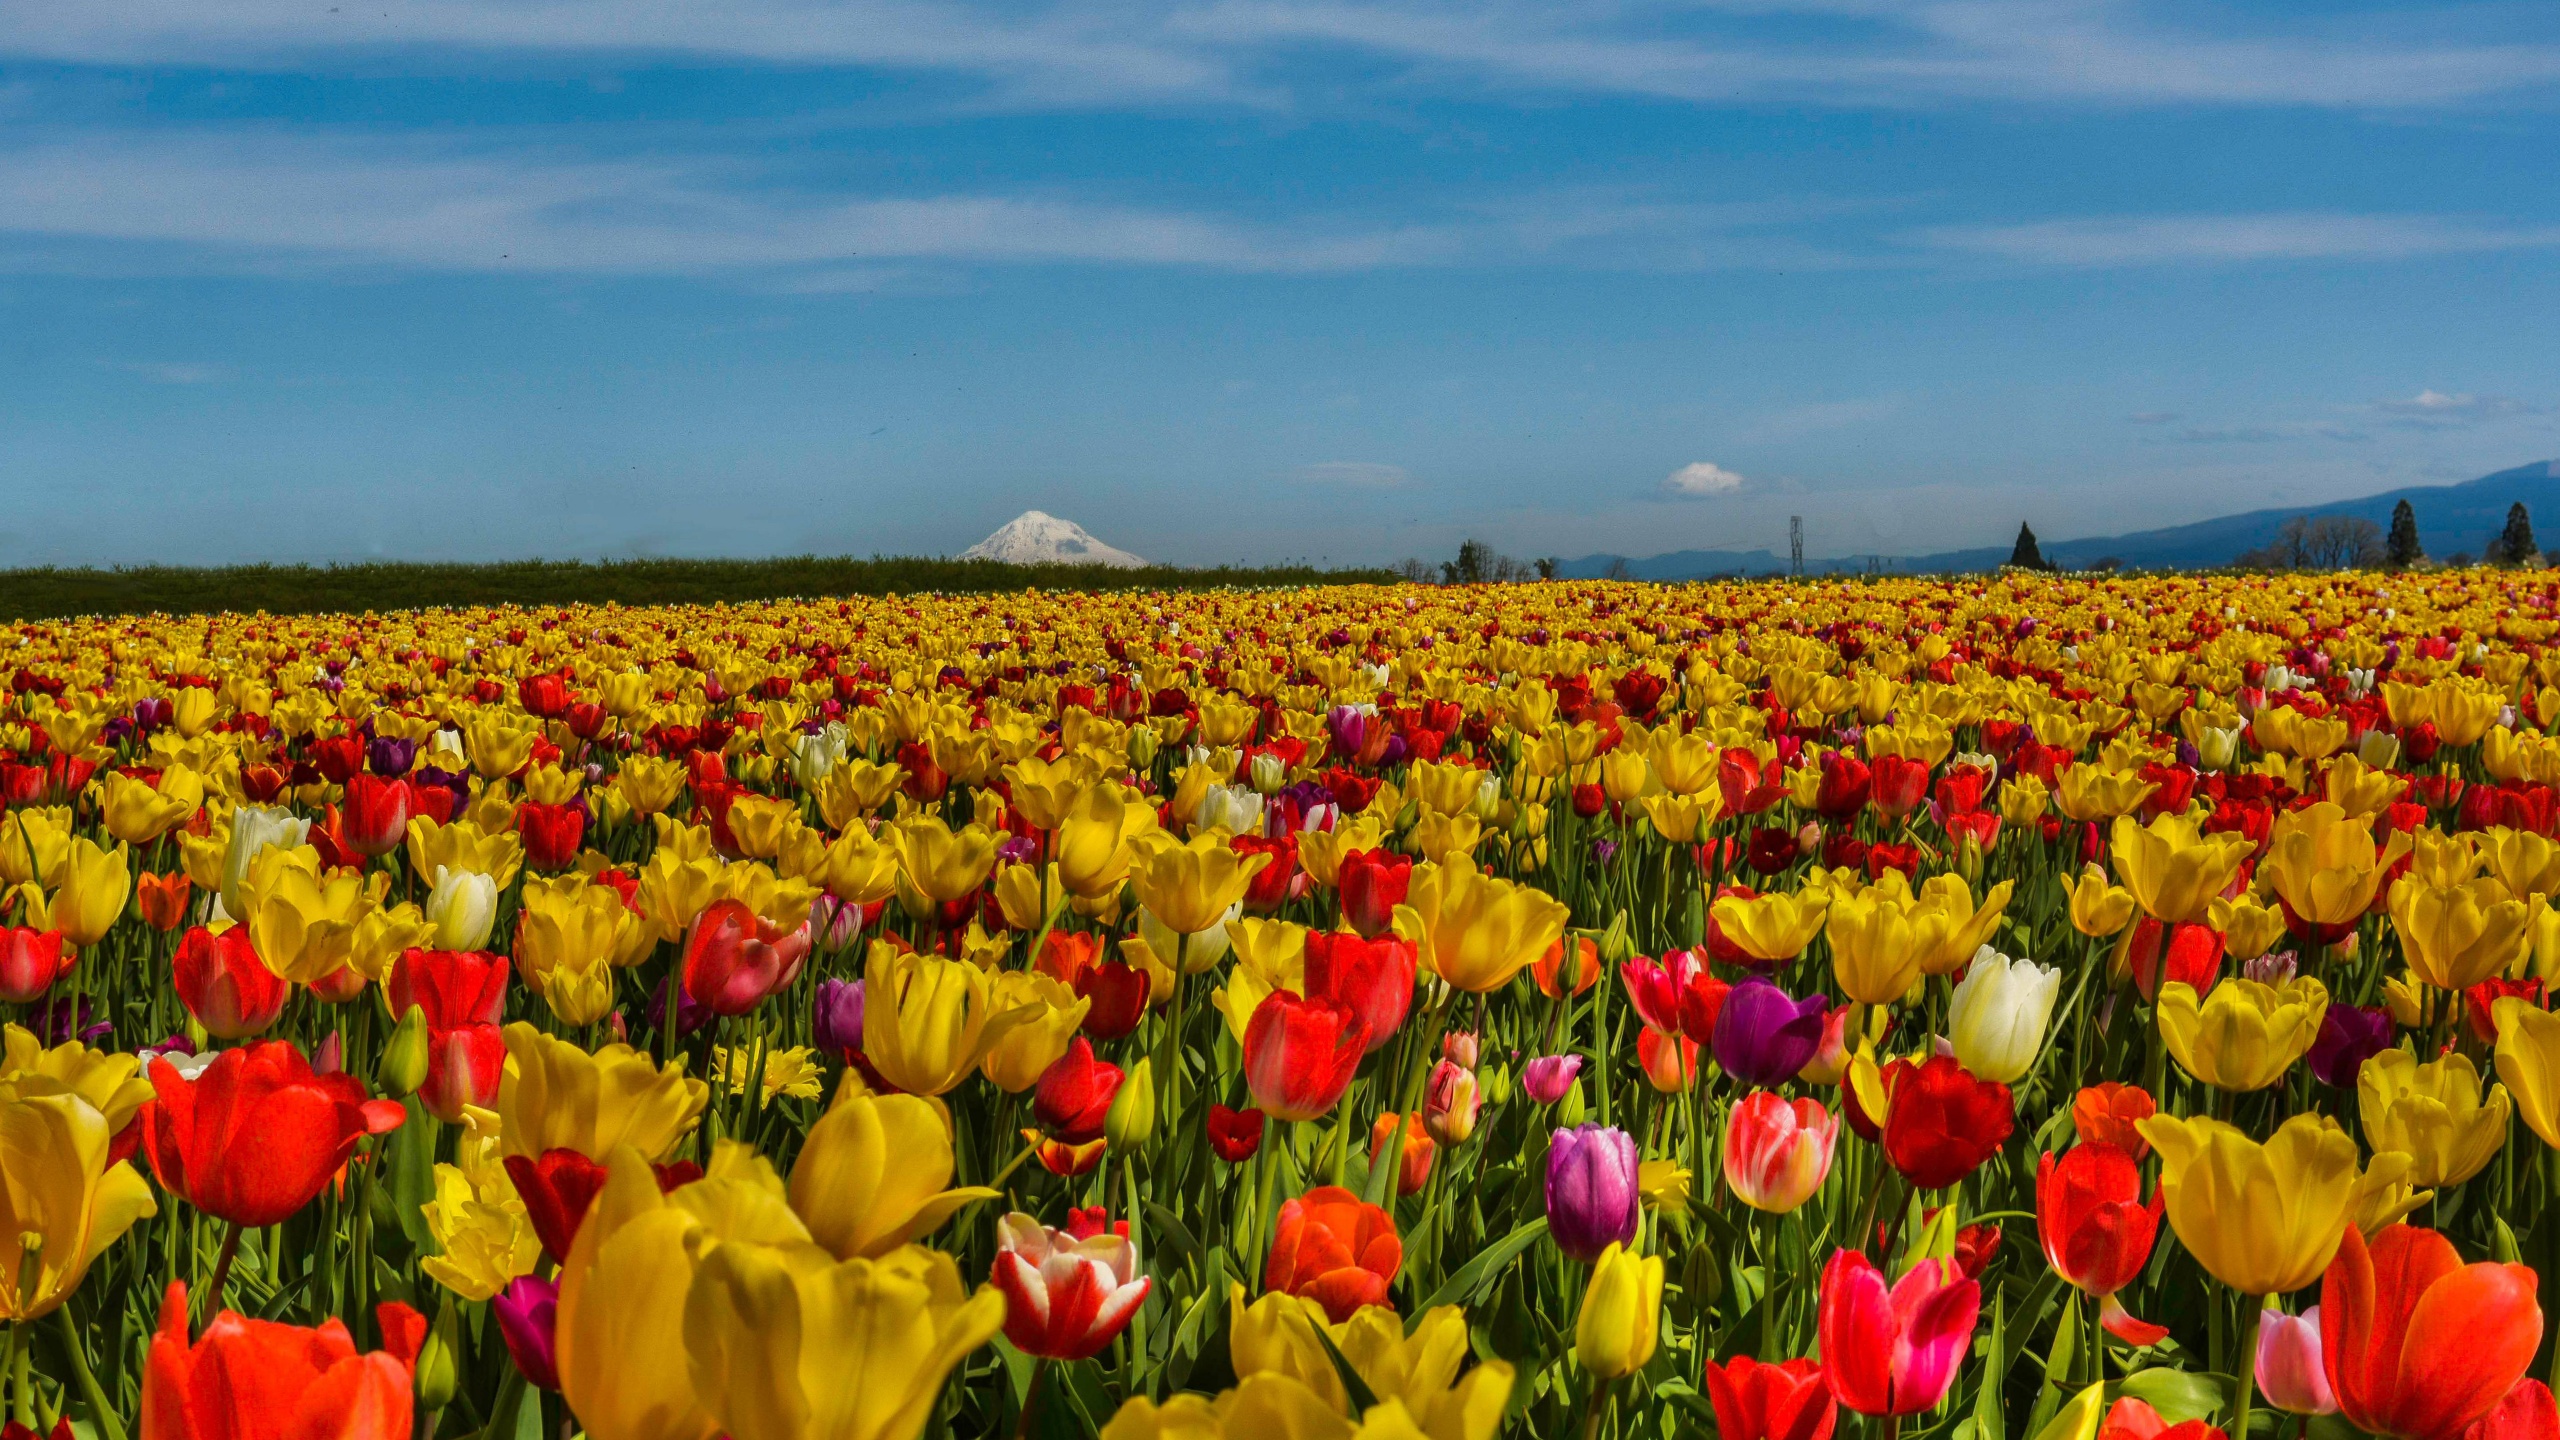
[1207,1104,1266,1163]
[1337,849,1411,940]
[1883,1055,2014,1191]
[1033,1037,1124,1145]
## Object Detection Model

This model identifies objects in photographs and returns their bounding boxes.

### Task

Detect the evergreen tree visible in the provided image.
[2386,499,2423,569]
[2007,523,2047,571]
[2497,503,2538,566]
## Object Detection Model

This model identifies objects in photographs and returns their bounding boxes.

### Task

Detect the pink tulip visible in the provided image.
[1523,1054,1583,1105]
[2257,1306,2337,1416]
[1817,1249,1979,1417]
[1724,1092,1837,1214]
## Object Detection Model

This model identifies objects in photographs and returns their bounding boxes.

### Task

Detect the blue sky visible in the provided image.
[3,1,2557,569]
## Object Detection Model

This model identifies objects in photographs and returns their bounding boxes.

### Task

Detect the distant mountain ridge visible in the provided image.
[1559,460,2560,578]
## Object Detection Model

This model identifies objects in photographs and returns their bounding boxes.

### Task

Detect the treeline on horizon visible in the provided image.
[0,554,1404,621]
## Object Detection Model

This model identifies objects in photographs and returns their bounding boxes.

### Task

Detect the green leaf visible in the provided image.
[2116,1368,2227,1425]
[1974,1287,2008,1440]
[1405,1218,1549,1326]
[1142,1201,1203,1270]
[1307,1320,1382,1412]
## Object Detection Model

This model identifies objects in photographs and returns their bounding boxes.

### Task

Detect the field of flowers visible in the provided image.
[2,571,2558,1440]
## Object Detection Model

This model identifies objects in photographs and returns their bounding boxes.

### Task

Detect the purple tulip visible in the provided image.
[1712,977,1829,1087]
[1545,1123,1640,1263]
[1521,1053,1583,1105]
[368,735,417,777]
[2308,1005,2393,1088]
[814,978,867,1058]
[494,1275,561,1391]
[651,976,713,1041]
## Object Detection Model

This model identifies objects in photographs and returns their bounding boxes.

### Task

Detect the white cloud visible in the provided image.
[2371,389,2542,426]
[111,361,229,384]
[1661,461,1745,497]
[10,0,2560,112]
[1920,212,2560,267]
[1293,460,1411,486]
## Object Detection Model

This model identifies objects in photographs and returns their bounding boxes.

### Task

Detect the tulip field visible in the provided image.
[10,571,2560,1440]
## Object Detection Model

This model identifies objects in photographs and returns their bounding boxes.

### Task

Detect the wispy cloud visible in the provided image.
[109,361,230,384]
[1920,212,2560,267]
[2127,411,2180,425]
[2371,389,2543,425]
[8,0,2559,112]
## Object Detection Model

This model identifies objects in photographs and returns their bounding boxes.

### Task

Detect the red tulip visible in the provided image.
[2324,1224,2543,1440]
[1337,849,1411,939]
[2037,1143,2161,1296]
[385,949,509,1029]
[141,1282,420,1440]
[516,803,586,872]
[1235,835,1299,914]
[0,927,72,1005]
[1704,1356,1837,1440]
[1869,756,1931,823]
[682,898,813,1016]
[2070,1083,2157,1161]
[1304,931,1416,1055]
[2116,918,2224,1001]
[173,925,290,1040]
[990,1213,1150,1361]
[1033,1037,1124,1145]
[1242,991,1366,1122]
[1207,1104,1266,1162]
[1882,1056,2014,1191]
[338,775,414,860]
[1074,959,1150,1041]
[420,1023,505,1124]
[500,1150,703,1263]
[1367,1112,1434,1197]
[1813,751,1871,821]
[517,674,570,719]
[1266,1185,1401,1322]
[2461,1382,2560,1440]
[1721,749,1787,816]
[1817,1249,1979,1417]
[2096,1397,2227,1440]
[1621,949,1729,1043]
[306,735,366,787]
[141,1042,407,1229]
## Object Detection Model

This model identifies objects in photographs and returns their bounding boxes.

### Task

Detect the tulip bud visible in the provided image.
[1105,1057,1155,1151]
[378,1004,432,1098]
[1441,1030,1479,1069]
[1522,1053,1582,1105]
[313,1031,344,1075]
[415,1319,460,1410]
[1596,911,1635,967]
[1557,1082,1587,1126]
[1422,1060,1480,1146]
[1480,1062,1512,1106]
[1125,728,1159,771]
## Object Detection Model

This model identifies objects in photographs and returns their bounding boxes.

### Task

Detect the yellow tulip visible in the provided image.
[516,876,639,1026]
[1054,785,1159,900]
[993,862,1065,932]
[1335,1305,1513,1440]
[812,761,906,832]
[2210,893,2290,962]
[683,1236,1004,1440]
[2357,1046,2509,1187]
[498,1023,708,1163]
[1003,754,1098,832]
[406,815,526,888]
[48,837,132,949]
[890,817,1000,906]
[861,943,1043,1096]
[724,794,798,861]
[463,712,538,780]
[2156,976,2328,1092]
[349,902,438,982]
[1998,773,2050,827]
[2483,827,2560,898]
[1125,831,1269,937]
[0,1089,156,1320]
[2066,863,2137,938]
[1645,729,1721,797]
[1299,818,1387,888]
[615,755,690,817]
[976,971,1088,1092]
[2404,828,2484,889]
[2134,1112,2365,1296]
[1393,859,1571,994]
[638,849,727,943]
[2389,875,2536,991]
[100,769,197,845]
[1407,760,1487,817]
[2261,802,2412,929]
[2494,997,2560,1149]
[1409,810,1481,864]
[1227,1286,1346,1407]
[2053,766,2157,823]
[420,1116,541,1301]
[0,1027,151,1135]
[240,846,381,983]
[2322,754,2407,818]
[1914,874,2013,976]
[1824,871,1954,1006]
[1574,1242,1662,1379]
[2351,1152,2433,1236]
[1640,793,1716,843]
[2108,813,2254,924]
[787,1084,998,1259]
[1711,888,1830,965]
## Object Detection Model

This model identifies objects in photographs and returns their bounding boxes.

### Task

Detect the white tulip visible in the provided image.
[425,866,500,951]
[1946,945,2060,1084]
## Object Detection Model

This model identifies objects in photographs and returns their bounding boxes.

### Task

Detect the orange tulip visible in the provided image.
[2323,1224,2541,1440]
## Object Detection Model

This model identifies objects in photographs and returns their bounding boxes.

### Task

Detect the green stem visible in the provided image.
[56,1305,127,1440]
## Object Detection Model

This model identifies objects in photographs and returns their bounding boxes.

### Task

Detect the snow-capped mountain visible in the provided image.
[960,511,1148,568]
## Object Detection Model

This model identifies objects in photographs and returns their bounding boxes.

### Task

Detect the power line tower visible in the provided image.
[1789,516,1804,578]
